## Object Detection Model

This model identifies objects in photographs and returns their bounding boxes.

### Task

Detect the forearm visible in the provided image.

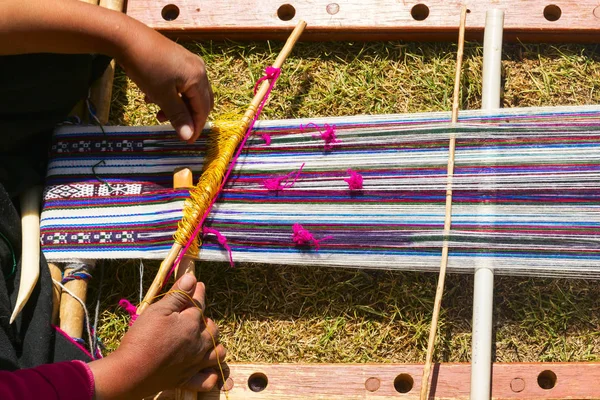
[0,0,152,60]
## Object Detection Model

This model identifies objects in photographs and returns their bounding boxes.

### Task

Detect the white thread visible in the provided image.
[139,259,144,304]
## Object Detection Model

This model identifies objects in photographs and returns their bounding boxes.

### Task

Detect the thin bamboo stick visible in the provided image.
[419,7,467,400]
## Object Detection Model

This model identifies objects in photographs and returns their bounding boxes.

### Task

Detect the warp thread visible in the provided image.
[203,227,235,268]
[262,163,305,191]
[166,66,282,286]
[300,123,339,150]
[345,169,363,190]
[292,223,333,251]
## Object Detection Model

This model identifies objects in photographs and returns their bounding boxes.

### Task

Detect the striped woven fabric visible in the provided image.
[40,106,600,278]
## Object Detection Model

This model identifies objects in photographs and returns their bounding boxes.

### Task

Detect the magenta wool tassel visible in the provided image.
[292,223,333,251]
[300,123,339,150]
[118,299,138,325]
[344,169,363,190]
[262,163,305,191]
[203,227,235,268]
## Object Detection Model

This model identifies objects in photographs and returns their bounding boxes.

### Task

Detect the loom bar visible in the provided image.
[126,0,600,43]
[471,9,505,400]
[150,362,600,399]
[48,263,62,325]
[60,261,94,339]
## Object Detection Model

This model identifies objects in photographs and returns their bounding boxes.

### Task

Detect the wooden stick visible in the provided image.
[172,168,198,400]
[10,186,42,323]
[59,263,93,338]
[48,263,62,325]
[138,20,307,315]
[419,7,467,400]
[89,0,126,124]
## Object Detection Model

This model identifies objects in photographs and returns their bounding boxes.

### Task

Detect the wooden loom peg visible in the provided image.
[419,6,467,400]
[9,186,42,324]
[138,19,307,316]
[173,167,198,400]
[48,263,62,325]
[60,261,95,339]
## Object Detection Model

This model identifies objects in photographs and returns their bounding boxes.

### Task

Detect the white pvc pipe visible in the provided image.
[470,9,504,400]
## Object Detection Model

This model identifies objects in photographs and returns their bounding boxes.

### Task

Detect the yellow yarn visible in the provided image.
[173,116,252,255]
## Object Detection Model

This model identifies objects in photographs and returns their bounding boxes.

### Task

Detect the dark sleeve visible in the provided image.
[0,360,94,400]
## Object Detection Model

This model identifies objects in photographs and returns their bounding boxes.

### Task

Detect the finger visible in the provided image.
[182,370,219,392]
[159,273,197,312]
[200,343,227,368]
[158,90,195,142]
[200,317,220,345]
[180,280,206,317]
[192,281,206,308]
[182,79,212,143]
[156,110,167,123]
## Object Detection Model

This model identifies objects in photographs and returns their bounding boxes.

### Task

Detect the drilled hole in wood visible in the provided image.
[537,370,557,390]
[277,4,296,21]
[410,4,430,21]
[326,3,340,15]
[365,377,380,392]
[394,373,414,393]
[161,4,180,21]
[248,373,268,392]
[543,4,561,21]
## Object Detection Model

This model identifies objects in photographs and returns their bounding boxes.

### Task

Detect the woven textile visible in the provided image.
[40,106,600,278]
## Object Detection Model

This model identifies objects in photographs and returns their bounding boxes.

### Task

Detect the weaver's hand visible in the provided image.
[88,274,226,399]
[117,32,214,143]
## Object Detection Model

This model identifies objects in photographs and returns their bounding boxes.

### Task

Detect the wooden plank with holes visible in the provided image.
[149,363,600,399]
[127,0,600,42]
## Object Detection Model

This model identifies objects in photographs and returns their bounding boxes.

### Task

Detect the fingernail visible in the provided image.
[180,274,195,291]
[180,124,193,141]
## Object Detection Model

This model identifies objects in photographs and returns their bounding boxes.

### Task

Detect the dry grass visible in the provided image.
[92,41,600,364]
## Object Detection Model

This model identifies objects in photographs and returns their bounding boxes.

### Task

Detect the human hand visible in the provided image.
[116,29,214,143]
[89,274,226,399]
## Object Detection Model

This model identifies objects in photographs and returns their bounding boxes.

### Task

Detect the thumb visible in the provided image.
[159,91,195,141]
[160,273,198,312]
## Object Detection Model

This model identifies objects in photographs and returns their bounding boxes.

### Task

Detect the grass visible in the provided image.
[91,40,600,364]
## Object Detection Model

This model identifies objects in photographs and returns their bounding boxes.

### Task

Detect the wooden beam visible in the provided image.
[144,362,600,399]
[127,0,600,42]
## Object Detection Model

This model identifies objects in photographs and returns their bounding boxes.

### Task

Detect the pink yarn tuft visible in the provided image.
[118,299,138,325]
[254,66,280,94]
[300,123,339,150]
[260,133,272,146]
[344,169,363,190]
[292,223,333,251]
[203,227,235,268]
[261,163,305,191]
